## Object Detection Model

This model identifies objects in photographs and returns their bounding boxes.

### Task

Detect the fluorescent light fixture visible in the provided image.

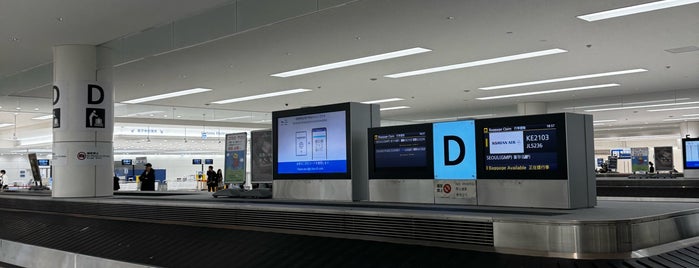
[122,88,212,104]
[385,48,567,78]
[212,116,252,121]
[118,111,165,117]
[32,115,54,120]
[578,0,699,22]
[477,84,619,100]
[563,98,690,110]
[593,119,618,123]
[480,69,647,90]
[663,117,699,121]
[380,106,410,111]
[361,98,404,104]
[212,89,311,104]
[414,114,495,122]
[0,123,14,128]
[648,106,699,112]
[683,114,699,117]
[586,101,699,112]
[271,48,431,77]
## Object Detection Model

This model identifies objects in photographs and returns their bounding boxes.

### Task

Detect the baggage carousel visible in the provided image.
[0,191,698,267]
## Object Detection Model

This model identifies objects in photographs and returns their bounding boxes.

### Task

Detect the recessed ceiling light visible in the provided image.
[586,101,699,112]
[117,111,165,117]
[385,48,567,78]
[15,107,21,110]
[271,47,431,77]
[414,114,495,122]
[361,98,404,104]
[593,119,618,123]
[563,98,691,110]
[663,117,699,122]
[32,115,53,120]
[578,0,699,22]
[380,106,410,111]
[212,116,253,121]
[33,108,39,111]
[211,89,311,104]
[122,88,212,104]
[479,69,647,90]
[477,84,619,100]
[0,123,14,128]
[648,106,699,112]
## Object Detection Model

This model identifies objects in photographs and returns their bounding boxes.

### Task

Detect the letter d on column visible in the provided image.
[444,135,465,166]
[87,84,104,104]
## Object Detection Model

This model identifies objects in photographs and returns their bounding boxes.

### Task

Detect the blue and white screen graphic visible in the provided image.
[433,120,477,180]
[277,111,347,174]
[686,140,699,169]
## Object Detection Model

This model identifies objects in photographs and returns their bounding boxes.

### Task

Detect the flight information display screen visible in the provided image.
[476,114,568,180]
[368,124,433,179]
[683,138,699,169]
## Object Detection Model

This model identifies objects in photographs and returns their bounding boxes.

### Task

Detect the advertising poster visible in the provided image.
[631,147,649,172]
[251,130,273,182]
[225,132,247,184]
[654,146,674,170]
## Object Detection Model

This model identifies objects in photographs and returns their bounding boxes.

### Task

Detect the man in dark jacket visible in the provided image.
[206,166,217,192]
[140,163,156,191]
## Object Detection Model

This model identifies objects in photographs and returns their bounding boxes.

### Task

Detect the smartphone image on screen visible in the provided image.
[312,127,327,160]
[295,131,307,156]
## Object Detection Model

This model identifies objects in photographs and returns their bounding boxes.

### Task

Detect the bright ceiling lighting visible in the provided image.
[212,89,311,104]
[361,98,404,104]
[271,47,431,77]
[647,106,699,112]
[380,106,410,111]
[477,84,619,100]
[593,119,618,123]
[385,49,567,78]
[118,111,165,117]
[683,114,699,117]
[479,69,647,90]
[578,0,699,22]
[212,116,253,121]
[586,101,699,112]
[0,123,14,128]
[32,115,54,120]
[414,114,495,122]
[563,98,690,110]
[663,117,699,121]
[122,88,212,104]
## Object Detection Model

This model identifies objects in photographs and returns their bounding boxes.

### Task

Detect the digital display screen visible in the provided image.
[475,114,567,180]
[204,159,213,165]
[37,159,50,166]
[433,120,477,180]
[192,159,202,165]
[251,130,273,182]
[121,159,132,165]
[368,124,433,179]
[273,103,350,179]
[683,138,699,169]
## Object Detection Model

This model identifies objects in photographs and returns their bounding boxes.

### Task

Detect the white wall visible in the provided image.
[114,154,228,181]
[0,155,33,185]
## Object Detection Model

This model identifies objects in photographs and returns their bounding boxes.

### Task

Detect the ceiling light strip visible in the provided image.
[663,117,699,121]
[212,89,311,104]
[385,48,567,78]
[379,106,410,111]
[586,101,699,112]
[122,88,212,104]
[647,106,699,112]
[578,0,699,22]
[479,69,646,90]
[477,84,619,100]
[271,48,431,77]
[593,119,618,123]
[32,115,54,120]
[361,98,404,104]
[563,98,691,110]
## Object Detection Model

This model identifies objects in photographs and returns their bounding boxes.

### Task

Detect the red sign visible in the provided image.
[442,184,452,194]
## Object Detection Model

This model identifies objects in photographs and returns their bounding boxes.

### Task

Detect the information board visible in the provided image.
[368,124,433,179]
[433,120,476,180]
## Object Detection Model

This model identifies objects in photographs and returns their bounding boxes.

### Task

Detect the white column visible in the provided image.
[52,45,114,198]
[679,121,699,138]
[517,102,547,115]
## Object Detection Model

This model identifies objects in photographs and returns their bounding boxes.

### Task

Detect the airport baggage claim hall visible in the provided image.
[0,1,698,267]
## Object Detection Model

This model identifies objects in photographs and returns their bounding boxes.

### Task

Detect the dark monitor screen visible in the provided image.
[204,159,213,165]
[251,130,273,182]
[368,124,433,179]
[273,103,351,179]
[37,159,50,166]
[475,113,568,180]
[121,159,132,165]
[683,138,699,169]
[192,159,202,165]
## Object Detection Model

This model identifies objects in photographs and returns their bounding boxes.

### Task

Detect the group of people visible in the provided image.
[206,166,223,192]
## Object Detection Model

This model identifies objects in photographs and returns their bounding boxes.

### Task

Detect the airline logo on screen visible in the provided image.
[433,121,477,180]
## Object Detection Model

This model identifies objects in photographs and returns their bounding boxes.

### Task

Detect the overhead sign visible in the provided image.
[433,120,477,180]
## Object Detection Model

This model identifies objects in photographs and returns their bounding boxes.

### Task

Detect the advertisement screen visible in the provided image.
[433,120,477,180]
[192,159,202,165]
[121,159,132,165]
[368,124,433,179]
[274,104,349,179]
[683,138,699,169]
[476,114,567,180]
[204,159,213,165]
[251,130,273,182]
[38,159,50,166]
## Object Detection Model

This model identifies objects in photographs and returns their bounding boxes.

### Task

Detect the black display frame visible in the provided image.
[251,129,273,182]
[367,123,434,179]
[37,159,50,166]
[475,113,568,180]
[272,103,352,180]
[682,137,699,170]
[192,159,202,165]
[204,159,214,165]
[121,159,132,165]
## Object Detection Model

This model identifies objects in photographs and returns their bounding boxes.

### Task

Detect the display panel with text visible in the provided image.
[368,124,433,179]
[683,138,699,169]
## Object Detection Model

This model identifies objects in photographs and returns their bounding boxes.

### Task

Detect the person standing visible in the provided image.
[216,169,223,190]
[206,166,217,192]
[0,170,6,191]
[140,163,156,191]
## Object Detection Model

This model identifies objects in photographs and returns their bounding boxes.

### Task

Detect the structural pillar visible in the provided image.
[679,121,699,138]
[517,102,547,115]
[52,45,114,197]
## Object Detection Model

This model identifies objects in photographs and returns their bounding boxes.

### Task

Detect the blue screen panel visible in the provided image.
[433,120,477,180]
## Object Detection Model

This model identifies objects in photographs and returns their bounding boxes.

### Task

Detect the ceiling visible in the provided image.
[1,0,698,153]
